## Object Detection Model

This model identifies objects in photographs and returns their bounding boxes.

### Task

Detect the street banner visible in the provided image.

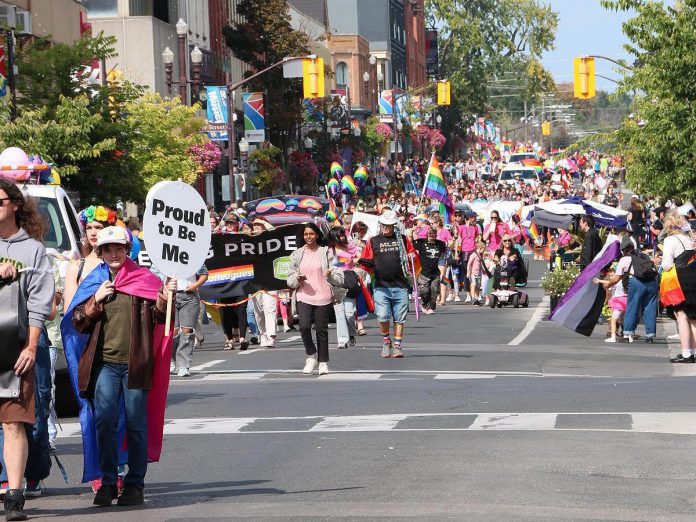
[425,29,439,78]
[202,224,304,293]
[206,86,228,141]
[243,91,265,143]
[143,181,211,279]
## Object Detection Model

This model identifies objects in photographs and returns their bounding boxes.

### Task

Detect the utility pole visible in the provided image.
[523,100,528,143]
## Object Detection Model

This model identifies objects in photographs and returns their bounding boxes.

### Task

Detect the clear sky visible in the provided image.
[541,1,635,93]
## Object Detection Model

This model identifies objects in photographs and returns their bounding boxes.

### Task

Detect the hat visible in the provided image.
[97,226,130,247]
[378,209,399,226]
[630,194,639,199]
[620,235,635,252]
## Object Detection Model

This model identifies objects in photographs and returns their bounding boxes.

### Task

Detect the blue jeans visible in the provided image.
[92,363,148,489]
[334,297,357,344]
[623,277,658,337]
[246,300,259,336]
[374,287,409,323]
[0,330,52,482]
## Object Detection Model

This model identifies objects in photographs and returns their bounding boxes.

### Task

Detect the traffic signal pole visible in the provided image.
[224,54,315,205]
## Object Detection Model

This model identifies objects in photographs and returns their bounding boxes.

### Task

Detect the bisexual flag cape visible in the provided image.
[60,258,173,483]
[550,236,621,337]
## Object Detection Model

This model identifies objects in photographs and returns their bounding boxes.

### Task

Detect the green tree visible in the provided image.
[249,145,286,196]
[600,0,696,199]
[426,0,558,149]
[223,0,312,153]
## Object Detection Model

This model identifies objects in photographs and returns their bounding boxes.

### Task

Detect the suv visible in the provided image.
[497,166,540,189]
[22,183,82,417]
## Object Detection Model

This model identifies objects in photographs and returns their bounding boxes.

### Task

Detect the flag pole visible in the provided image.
[416,149,436,214]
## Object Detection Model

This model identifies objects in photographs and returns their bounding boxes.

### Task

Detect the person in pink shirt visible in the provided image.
[483,210,510,252]
[456,212,481,302]
[432,217,454,306]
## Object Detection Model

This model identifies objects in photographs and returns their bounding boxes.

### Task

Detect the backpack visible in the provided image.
[628,252,658,282]
[342,270,362,298]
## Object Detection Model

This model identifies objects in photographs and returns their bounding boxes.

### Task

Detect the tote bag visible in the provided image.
[0,279,25,398]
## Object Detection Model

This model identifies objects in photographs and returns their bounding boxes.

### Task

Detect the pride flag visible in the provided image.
[423,152,453,223]
[528,222,541,241]
[521,158,544,172]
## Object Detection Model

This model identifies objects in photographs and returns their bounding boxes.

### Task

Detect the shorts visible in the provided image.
[374,287,409,324]
[608,296,627,313]
[438,257,446,267]
[0,369,36,424]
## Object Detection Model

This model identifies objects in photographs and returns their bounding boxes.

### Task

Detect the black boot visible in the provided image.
[117,486,144,506]
[93,483,118,507]
[4,489,26,521]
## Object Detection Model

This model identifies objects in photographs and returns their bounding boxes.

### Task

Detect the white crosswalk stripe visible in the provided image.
[55,412,696,438]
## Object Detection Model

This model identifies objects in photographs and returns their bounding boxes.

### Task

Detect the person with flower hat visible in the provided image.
[63,205,119,311]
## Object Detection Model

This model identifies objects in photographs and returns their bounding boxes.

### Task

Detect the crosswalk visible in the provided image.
[56,412,696,438]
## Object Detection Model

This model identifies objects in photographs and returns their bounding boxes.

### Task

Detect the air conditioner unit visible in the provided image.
[15,9,31,35]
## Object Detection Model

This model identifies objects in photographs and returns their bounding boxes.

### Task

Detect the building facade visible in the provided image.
[0,0,84,45]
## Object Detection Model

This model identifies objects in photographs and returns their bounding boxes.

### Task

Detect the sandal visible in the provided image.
[223,340,234,351]
[357,328,367,336]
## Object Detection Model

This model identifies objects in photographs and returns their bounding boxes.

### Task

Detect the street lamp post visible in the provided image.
[176,18,188,103]
[369,54,377,114]
[190,45,203,102]
[162,47,174,97]
[238,137,249,198]
[363,70,370,108]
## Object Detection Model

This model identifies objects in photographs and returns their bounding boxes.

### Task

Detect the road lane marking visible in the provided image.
[508,296,549,346]
[189,360,225,372]
[279,335,302,343]
[434,374,497,380]
[56,412,696,438]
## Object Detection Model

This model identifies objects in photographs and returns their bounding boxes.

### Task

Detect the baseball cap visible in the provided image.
[97,226,130,247]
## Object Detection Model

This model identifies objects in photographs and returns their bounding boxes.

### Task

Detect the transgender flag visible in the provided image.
[423,152,454,223]
[550,236,621,337]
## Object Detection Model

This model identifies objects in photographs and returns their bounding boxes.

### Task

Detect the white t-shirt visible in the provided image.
[661,234,692,271]
[614,255,634,278]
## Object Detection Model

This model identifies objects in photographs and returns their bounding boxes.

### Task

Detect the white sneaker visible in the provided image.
[604,336,617,343]
[318,362,329,375]
[464,296,472,303]
[177,368,190,377]
[303,357,318,374]
[170,361,176,374]
[454,296,461,302]
[623,334,634,343]
[446,294,453,302]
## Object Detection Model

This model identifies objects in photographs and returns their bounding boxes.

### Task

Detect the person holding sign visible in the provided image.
[62,227,176,507]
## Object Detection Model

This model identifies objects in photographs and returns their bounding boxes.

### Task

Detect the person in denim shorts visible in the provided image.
[359,210,416,358]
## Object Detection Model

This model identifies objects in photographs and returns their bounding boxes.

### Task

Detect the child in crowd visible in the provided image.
[593,264,626,343]
[480,249,496,307]
[466,241,486,306]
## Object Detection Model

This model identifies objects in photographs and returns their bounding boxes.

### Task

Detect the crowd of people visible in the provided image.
[2,145,696,520]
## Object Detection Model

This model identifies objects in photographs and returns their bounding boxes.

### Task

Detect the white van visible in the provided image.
[497,166,540,189]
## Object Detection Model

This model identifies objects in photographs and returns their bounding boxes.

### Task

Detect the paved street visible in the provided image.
[31,258,696,520]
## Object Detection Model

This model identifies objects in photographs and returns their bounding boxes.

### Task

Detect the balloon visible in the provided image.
[327,178,341,197]
[0,147,30,180]
[341,175,357,195]
[330,161,344,180]
[354,166,368,188]
[325,209,339,223]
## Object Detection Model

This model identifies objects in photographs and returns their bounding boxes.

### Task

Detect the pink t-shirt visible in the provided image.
[437,228,452,244]
[332,243,359,270]
[484,222,510,251]
[295,248,333,306]
[414,224,430,239]
[457,224,480,252]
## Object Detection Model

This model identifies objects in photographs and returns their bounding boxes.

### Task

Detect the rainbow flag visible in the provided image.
[423,153,453,223]
[528,222,540,241]
[521,158,543,172]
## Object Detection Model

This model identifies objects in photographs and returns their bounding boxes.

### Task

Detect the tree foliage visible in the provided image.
[223,0,312,151]
[425,0,559,144]
[600,0,696,200]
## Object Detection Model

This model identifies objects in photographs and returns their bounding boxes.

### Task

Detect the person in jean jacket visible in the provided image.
[287,223,344,376]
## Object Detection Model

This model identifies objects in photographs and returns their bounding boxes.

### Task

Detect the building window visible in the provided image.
[82,0,118,18]
[336,62,349,90]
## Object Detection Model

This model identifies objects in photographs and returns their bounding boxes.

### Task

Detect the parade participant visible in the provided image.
[431,217,453,306]
[0,180,54,521]
[660,211,696,363]
[414,226,446,314]
[64,226,176,507]
[614,235,658,343]
[482,210,510,252]
[359,210,417,358]
[326,227,361,349]
[456,212,481,302]
[64,205,119,310]
[350,221,370,336]
[250,218,279,348]
[287,223,344,375]
[467,241,487,306]
[169,265,208,377]
[579,215,603,270]
[494,234,522,289]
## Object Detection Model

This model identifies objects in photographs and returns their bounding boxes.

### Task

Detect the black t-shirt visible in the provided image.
[604,193,619,208]
[415,239,446,279]
[366,234,409,288]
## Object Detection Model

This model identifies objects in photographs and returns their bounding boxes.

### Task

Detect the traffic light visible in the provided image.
[541,121,551,136]
[302,57,325,98]
[573,57,595,99]
[436,80,451,105]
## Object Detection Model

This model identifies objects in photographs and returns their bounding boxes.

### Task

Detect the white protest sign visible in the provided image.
[143,181,211,279]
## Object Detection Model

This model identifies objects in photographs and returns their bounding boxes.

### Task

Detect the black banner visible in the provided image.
[202,224,304,295]
[425,29,439,78]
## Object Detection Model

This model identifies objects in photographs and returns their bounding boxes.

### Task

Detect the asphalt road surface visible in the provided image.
[29,257,696,521]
